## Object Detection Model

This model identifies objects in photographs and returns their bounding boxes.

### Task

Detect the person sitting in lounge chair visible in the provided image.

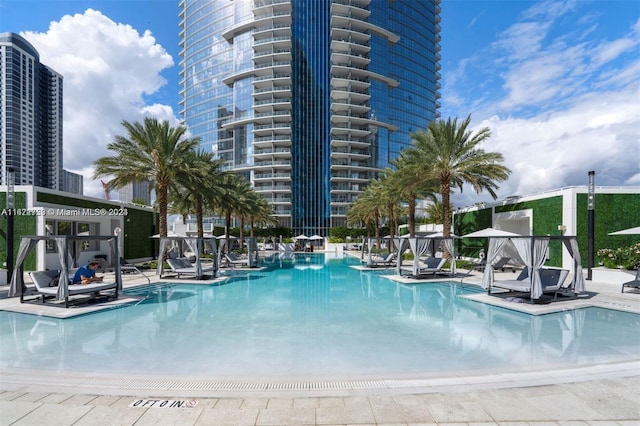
[72,261,104,284]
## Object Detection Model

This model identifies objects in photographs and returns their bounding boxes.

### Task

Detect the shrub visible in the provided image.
[597,243,640,270]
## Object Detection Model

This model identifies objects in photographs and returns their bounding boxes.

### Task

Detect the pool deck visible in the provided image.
[1,259,639,425]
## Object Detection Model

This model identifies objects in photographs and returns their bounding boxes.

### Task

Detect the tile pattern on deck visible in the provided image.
[1,376,638,425]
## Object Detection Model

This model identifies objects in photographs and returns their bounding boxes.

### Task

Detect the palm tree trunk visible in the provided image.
[408,194,416,237]
[441,180,452,259]
[441,180,451,237]
[158,183,168,237]
[196,196,204,237]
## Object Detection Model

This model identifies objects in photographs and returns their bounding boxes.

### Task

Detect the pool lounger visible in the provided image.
[410,256,446,278]
[166,257,215,278]
[621,268,640,293]
[490,267,571,301]
[225,253,251,268]
[29,270,118,308]
[366,252,397,268]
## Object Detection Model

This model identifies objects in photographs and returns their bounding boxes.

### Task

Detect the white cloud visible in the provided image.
[21,9,177,198]
[445,1,640,208]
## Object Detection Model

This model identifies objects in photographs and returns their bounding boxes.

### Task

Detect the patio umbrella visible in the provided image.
[150,231,186,238]
[294,234,309,240]
[608,226,640,235]
[309,235,323,240]
[462,228,521,238]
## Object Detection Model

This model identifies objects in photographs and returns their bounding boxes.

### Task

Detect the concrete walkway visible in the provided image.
[1,376,639,425]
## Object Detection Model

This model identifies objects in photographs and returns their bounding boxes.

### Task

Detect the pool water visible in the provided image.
[1,253,639,379]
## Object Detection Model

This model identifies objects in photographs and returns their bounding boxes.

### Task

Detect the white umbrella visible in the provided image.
[150,231,186,238]
[309,235,323,240]
[608,226,640,235]
[216,234,237,239]
[462,228,521,238]
[294,234,309,240]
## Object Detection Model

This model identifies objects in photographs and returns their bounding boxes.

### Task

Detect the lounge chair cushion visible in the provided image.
[29,271,117,297]
[423,257,445,270]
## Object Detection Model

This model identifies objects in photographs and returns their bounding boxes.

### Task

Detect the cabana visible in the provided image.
[8,235,122,306]
[360,236,402,267]
[156,236,218,279]
[217,236,259,268]
[396,235,457,278]
[482,235,585,301]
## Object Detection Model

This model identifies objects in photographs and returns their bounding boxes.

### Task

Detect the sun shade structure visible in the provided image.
[156,236,218,278]
[482,235,585,301]
[8,235,122,304]
[217,236,259,268]
[396,236,457,277]
[462,228,522,238]
[608,226,640,235]
[360,236,402,267]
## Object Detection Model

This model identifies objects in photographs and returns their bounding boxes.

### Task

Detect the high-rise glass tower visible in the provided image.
[0,32,64,190]
[179,0,441,236]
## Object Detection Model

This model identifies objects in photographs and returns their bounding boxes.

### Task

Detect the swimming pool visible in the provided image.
[1,253,639,380]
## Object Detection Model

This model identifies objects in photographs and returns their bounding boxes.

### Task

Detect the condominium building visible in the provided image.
[62,170,83,195]
[179,0,441,235]
[0,32,64,190]
[118,181,152,205]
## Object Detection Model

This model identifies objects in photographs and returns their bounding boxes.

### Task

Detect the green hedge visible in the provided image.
[0,192,37,270]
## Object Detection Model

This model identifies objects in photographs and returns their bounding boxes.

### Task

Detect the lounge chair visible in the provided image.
[29,270,118,308]
[225,252,251,268]
[366,252,397,267]
[474,256,515,272]
[414,256,446,277]
[119,257,139,274]
[166,258,215,278]
[490,267,570,300]
[621,268,640,293]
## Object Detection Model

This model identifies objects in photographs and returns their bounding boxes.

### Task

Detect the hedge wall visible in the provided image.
[0,192,37,270]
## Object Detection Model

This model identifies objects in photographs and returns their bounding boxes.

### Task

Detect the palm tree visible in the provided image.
[388,152,438,237]
[175,150,227,237]
[93,118,201,237]
[408,115,511,238]
[245,192,277,238]
[423,201,452,225]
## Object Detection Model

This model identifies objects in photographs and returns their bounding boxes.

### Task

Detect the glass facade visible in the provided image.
[0,32,64,190]
[179,0,441,236]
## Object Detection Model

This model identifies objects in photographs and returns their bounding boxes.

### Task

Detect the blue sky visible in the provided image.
[1,0,638,206]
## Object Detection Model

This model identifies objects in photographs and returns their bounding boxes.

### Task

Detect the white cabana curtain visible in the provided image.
[530,238,549,299]
[55,237,70,300]
[184,238,202,277]
[8,237,39,297]
[565,238,586,293]
[442,238,456,275]
[364,237,399,265]
[410,237,432,276]
[481,238,511,289]
[396,238,411,274]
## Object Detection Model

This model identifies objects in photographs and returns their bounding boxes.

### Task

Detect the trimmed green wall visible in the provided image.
[455,207,492,258]
[0,192,37,270]
[577,193,640,266]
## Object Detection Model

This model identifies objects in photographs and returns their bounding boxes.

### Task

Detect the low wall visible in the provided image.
[590,267,636,284]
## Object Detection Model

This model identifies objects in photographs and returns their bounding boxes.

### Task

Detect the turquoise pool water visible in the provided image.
[1,253,639,379]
